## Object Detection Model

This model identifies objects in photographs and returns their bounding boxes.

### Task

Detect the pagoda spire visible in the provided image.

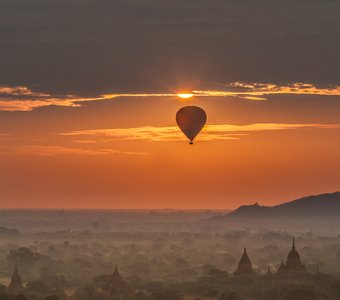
[234,248,254,276]
[8,266,24,294]
[113,264,120,277]
[278,238,306,273]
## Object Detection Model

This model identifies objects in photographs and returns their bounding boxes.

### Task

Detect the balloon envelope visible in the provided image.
[176,106,207,144]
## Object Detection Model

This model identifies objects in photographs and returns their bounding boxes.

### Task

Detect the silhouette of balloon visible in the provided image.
[176,106,207,144]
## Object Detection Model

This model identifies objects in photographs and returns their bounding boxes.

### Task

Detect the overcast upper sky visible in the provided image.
[0,0,340,209]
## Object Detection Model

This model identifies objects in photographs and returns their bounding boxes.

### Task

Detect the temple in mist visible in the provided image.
[278,238,306,273]
[8,267,24,295]
[234,248,255,276]
[103,265,130,299]
[3,239,313,300]
[234,239,308,281]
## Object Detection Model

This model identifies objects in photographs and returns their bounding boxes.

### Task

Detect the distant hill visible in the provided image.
[222,192,340,222]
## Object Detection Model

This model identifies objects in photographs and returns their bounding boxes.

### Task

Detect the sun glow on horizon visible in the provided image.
[177,93,194,99]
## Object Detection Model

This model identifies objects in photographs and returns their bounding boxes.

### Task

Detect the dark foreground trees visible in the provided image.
[219,290,243,300]
[150,290,183,300]
[277,284,330,300]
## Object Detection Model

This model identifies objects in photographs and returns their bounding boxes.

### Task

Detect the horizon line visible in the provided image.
[1,191,338,212]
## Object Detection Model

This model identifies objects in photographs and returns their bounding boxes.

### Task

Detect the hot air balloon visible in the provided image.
[176,106,207,144]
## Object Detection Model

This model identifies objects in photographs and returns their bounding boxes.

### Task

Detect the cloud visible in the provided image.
[0,86,111,111]
[0,86,181,111]
[62,126,241,142]
[0,86,48,96]
[0,145,148,156]
[1,82,340,111]
[1,123,336,157]
[193,82,340,100]
[62,123,340,142]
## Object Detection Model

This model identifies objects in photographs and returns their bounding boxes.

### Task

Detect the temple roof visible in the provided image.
[235,248,254,275]
[287,238,301,262]
[11,267,22,283]
[112,265,122,281]
[278,238,306,273]
[239,248,252,265]
[103,265,127,291]
[8,266,23,292]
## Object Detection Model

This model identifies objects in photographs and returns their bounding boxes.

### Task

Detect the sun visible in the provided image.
[177,93,194,99]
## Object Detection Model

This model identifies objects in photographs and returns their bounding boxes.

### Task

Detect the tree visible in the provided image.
[207,268,229,280]
[134,291,147,300]
[0,295,11,300]
[72,285,102,300]
[0,284,8,294]
[24,281,54,300]
[219,291,242,300]
[13,295,27,300]
[0,227,20,238]
[93,274,112,289]
[44,296,59,300]
[7,247,41,269]
[150,290,183,300]
[331,280,340,298]
[278,285,329,300]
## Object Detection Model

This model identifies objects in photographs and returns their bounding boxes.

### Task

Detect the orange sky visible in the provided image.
[1,0,340,209]
[0,83,340,209]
